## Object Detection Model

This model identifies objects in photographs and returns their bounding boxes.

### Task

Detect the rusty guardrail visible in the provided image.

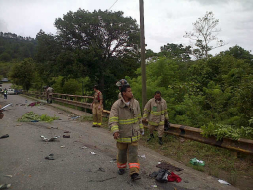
[24,91,253,154]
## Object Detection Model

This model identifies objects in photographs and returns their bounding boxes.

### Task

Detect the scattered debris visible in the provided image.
[90,152,96,155]
[167,172,182,183]
[0,134,9,139]
[155,169,170,183]
[218,179,231,185]
[18,112,59,122]
[151,185,158,188]
[4,175,12,178]
[28,102,41,107]
[81,146,88,149]
[71,116,80,120]
[98,167,105,172]
[58,112,63,114]
[16,124,22,126]
[63,135,70,138]
[0,184,11,189]
[40,135,60,142]
[60,145,65,148]
[64,131,70,133]
[110,158,117,163]
[190,158,205,166]
[45,154,55,160]
[156,161,183,171]
[37,107,45,110]
[138,154,146,159]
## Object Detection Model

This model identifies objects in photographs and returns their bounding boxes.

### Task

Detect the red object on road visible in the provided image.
[167,172,182,183]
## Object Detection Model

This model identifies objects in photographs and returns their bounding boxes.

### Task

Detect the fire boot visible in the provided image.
[159,137,163,145]
[147,134,154,142]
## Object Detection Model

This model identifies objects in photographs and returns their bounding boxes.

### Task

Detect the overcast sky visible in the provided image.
[0,0,252,55]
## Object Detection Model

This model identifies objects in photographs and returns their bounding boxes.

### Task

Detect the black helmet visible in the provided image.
[116,79,129,87]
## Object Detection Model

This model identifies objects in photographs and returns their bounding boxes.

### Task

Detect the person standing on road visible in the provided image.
[3,88,7,99]
[109,84,144,181]
[115,79,129,99]
[46,86,54,104]
[91,85,103,127]
[143,91,169,145]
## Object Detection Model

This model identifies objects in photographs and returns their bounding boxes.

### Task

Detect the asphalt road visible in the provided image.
[0,84,239,190]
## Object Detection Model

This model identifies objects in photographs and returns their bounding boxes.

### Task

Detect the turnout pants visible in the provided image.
[117,141,140,175]
[149,125,164,137]
[92,103,103,126]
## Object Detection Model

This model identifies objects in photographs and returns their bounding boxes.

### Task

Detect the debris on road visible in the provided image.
[45,154,55,160]
[138,154,146,159]
[109,158,117,163]
[167,172,182,183]
[156,161,183,171]
[81,146,87,149]
[218,179,231,185]
[151,184,157,188]
[4,175,12,178]
[63,135,70,138]
[190,158,205,166]
[0,184,11,189]
[98,167,105,172]
[28,102,41,107]
[60,145,65,148]
[18,112,59,123]
[40,135,60,142]
[90,152,96,155]
[0,134,9,139]
[64,131,70,133]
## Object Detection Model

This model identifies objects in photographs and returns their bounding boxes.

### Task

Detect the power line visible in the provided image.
[108,0,119,11]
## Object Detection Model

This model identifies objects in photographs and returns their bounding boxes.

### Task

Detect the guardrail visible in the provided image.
[24,91,253,154]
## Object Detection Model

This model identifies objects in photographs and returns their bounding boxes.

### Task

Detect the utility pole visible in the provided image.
[139,0,147,111]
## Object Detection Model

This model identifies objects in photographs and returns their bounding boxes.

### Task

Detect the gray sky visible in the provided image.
[0,0,252,55]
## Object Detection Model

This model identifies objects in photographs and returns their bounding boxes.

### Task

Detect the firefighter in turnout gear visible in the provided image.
[116,79,129,99]
[143,91,169,145]
[91,85,103,127]
[109,84,144,181]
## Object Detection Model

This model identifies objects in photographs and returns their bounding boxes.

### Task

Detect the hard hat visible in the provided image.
[116,79,129,87]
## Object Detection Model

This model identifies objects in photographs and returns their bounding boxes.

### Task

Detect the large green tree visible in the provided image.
[52,9,140,107]
[9,58,36,91]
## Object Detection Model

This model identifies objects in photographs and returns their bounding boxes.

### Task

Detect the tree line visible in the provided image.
[0,9,252,139]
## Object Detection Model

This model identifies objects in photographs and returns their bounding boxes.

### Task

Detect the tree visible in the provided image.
[52,9,140,108]
[184,11,225,59]
[159,43,192,62]
[9,58,35,91]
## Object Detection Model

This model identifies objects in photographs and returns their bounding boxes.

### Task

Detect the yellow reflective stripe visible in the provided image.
[144,109,150,113]
[165,114,169,119]
[119,117,138,124]
[93,122,97,125]
[150,111,164,115]
[159,121,165,125]
[148,121,165,126]
[97,123,102,125]
[111,125,119,133]
[116,135,141,143]
[143,114,148,118]
[109,117,118,122]
[138,114,142,119]
[139,124,144,129]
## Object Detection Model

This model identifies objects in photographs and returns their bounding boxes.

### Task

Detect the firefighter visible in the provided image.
[46,86,54,104]
[115,79,129,99]
[91,85,103,127]
[109,84,144,181]
[143,91,169,145]
[3,88,7,99]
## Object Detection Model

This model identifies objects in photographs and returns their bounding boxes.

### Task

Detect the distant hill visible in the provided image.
[0,32,37,62]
